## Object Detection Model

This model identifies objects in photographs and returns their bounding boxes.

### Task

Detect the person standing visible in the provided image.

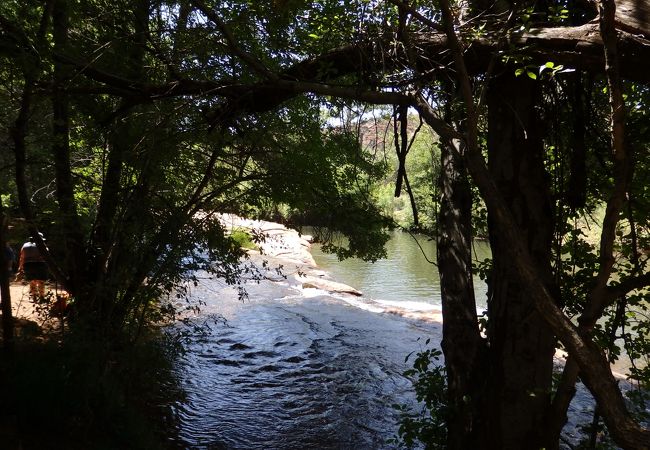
[17,234,48,300]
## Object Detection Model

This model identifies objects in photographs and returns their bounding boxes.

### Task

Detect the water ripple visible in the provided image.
[171,282,441,449]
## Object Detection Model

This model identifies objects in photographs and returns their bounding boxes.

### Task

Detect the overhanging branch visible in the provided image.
[605,272,650,301]
[40,22,650,110]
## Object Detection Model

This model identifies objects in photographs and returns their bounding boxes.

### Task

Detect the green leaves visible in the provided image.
[514,61,569,80]
[395,344,447,449]
[548,5,570,24]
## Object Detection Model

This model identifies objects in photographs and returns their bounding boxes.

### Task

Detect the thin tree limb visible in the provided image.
[550,0,638,438]
[191,0,278,81]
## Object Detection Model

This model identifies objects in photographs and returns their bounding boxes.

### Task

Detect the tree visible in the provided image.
[416,1,649,448]
[1,0,649,448]
[0,0,389,342]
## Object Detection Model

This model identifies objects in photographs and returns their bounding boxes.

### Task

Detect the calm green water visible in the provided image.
[310,230,647,377]
[309,230,491,310]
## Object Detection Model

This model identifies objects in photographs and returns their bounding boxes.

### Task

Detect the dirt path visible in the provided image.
[5,281,66,336]
[9,281,39,321]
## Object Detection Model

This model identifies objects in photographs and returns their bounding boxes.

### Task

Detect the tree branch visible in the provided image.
[191,0,278,81]
[605,272,650,302]
[581,0,632,326]
[385,0,444,32]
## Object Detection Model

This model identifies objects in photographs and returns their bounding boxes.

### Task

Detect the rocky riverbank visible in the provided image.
[217,214,445,322]
[218,214,364,297]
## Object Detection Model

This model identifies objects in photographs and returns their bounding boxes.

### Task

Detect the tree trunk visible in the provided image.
[418,86,650,450]
[483,72,557,449]
[437,133,486,449]
[0,209,14,351]
[52,0,85,297]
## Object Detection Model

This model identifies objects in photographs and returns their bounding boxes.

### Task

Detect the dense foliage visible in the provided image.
[0,0,649,449]
[0,0,390,338]
[0,1,390,446]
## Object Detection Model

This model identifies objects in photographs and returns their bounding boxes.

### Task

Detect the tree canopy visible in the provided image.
[1,0,650,449]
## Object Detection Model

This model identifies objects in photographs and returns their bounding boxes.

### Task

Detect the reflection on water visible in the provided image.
[311,231,491,309]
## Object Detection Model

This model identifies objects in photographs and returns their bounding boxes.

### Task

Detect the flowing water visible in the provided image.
[170,231,491,449]
[166,228,645,449]
[172,283,442,449]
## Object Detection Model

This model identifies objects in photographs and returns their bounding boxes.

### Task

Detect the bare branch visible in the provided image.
[385,0,444,32]
[438,0,477,136]
[583,0,632,323]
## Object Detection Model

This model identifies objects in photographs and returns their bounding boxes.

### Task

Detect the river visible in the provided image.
[310,231,491,311]
[171,278,442,449]
[168,229,603,449]
[169,230,484,449]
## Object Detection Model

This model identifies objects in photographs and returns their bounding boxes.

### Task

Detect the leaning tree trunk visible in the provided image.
[483,72,557,450]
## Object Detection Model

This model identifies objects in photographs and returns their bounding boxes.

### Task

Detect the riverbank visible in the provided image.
[217,214,445,322]
[2,217,638,449]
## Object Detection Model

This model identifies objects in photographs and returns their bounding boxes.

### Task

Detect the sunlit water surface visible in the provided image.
[310,231,491,310]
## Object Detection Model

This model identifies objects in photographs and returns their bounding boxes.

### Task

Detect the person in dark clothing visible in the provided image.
[4,243,15,274]
[17,234,48,300]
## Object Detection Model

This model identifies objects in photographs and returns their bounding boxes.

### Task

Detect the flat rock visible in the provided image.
[299,275,362,296]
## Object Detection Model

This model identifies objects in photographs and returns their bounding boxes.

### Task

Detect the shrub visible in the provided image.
[230,229,258,250]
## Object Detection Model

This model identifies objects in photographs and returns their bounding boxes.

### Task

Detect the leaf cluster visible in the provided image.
[394,342,447,449]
